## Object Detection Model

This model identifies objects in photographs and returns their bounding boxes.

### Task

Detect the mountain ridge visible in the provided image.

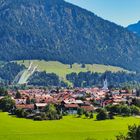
[127,21,140,36]
[1,0,140,71]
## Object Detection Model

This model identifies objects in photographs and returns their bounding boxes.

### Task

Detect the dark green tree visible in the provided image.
[89,113,94,119]
[116,133,127,140]
[127,125,140,140]
[15,91,21,99]
[81,64,86,68]
[15,108,25,118]
[0,96,15,112]
[120,105,131,116]
[44,104,61,120]
[130,105,140,115]
[0,87,8,96]
[77,108,84,117]
[26,97,31,104]
[96,109,108,120]
[116,124,140,140]
[85,111,90,118]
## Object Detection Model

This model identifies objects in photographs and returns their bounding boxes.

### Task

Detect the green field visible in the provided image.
[0,112,139,140]
[17,60,128,84]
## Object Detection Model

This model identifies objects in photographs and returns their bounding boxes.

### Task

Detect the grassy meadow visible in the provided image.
[17,60,128,84]
[0,112,140,140]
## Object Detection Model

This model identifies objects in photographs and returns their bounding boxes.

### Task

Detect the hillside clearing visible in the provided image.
[17,60,128,84]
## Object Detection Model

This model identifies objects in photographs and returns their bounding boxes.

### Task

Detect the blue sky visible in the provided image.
[65,0,140,27]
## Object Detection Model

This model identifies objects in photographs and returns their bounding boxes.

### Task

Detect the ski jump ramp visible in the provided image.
[13,63,37,85]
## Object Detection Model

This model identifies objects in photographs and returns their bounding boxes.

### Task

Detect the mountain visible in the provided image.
[1,0,140,71]
[127,21,140,36]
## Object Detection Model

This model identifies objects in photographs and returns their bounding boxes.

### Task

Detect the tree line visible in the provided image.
[66,71,140,88]
[28,71,67,87]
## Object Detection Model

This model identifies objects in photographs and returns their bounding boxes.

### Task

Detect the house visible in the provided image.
[94,98,102,105]
[111,90,120,95]
[102,100,113,107]
[120,90,128,94]
[63,99,83,105]
[0,96,4,100]
[35,103,47,110]
[64,103,79,114]
[16,104,34,110]
[81,105,94,112]
[15,99,26,104]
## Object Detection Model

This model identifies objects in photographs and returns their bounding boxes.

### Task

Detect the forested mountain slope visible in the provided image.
[1,0,140,71]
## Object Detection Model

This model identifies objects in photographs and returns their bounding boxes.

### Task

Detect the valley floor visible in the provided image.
[0,112,140,140]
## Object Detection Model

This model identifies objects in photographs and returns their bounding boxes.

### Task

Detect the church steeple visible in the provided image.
[102,78,108,90]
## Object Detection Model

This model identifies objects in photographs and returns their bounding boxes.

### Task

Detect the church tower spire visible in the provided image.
[102,78,108,90]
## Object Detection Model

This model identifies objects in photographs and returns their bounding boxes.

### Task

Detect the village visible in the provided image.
[3,79,138,119]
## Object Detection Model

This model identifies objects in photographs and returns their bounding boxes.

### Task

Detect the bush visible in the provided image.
[15,109,29,118]
[95,108,104,113]
[16,109,25,118]
[89,113,94,119]
[120,105,131,116]
[40,112,47,120]
[106,104,121,115]
[62,111,68,116]
[55,114,62,120]
[85,111,90,118]
[108,112,114,119]
[130,105,140,115]
[77,108,84,116]
[116,124,140,140]
[96,109,108,120]
[23,110,30,117]
[34,116,42,121]
[45,104,63,120]
[106,104,135,116]
[127,124,140,140]
[116,133,126,140]
[59,115,63,119]
[26,114,35,119]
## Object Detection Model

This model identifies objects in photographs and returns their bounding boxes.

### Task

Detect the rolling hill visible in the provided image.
[1,0,140,71]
